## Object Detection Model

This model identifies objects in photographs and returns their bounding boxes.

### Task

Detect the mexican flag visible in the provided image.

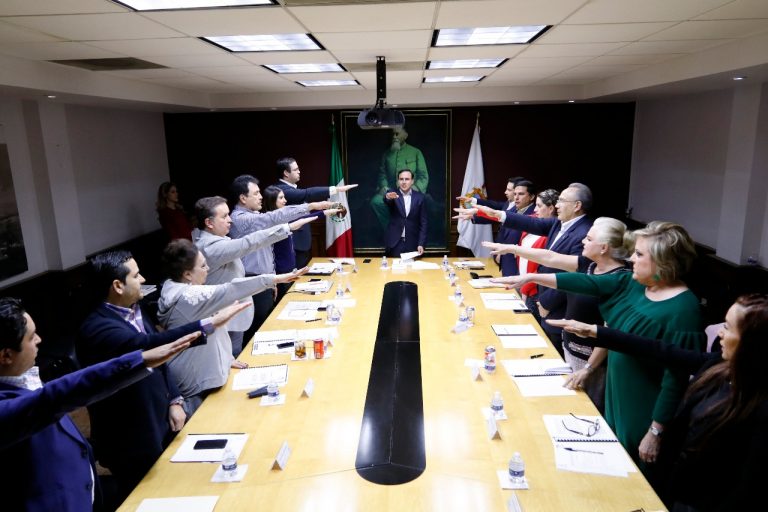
[325,117,353,256]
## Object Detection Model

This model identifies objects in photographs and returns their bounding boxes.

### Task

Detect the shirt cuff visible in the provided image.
[169,396,184,406]
[500,211,507,223]
[329,186,337,195]
[199,318,215,335]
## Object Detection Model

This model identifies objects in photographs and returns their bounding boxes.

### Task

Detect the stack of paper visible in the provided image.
[480,292,528,311]
[294,280,332,293]
[276,301,322,321]
[251,330,297,355]
[399,251,420,261]
[137,496,219,512]
[307,262,337,275]
[542,415,636,477]
[491,324,548,348]
[454,260,485,269]
[231,364,289,390]
[501,358,574,397]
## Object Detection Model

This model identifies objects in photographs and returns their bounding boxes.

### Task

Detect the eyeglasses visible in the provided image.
[561,413,601,437]
[556,198,579,204]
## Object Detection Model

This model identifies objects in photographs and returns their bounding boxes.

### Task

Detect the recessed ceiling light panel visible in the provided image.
[203,34,322,52]
[264,63,344,74]
[423,76,484,83]
[113,0,274,10]
[433,26,549,47]
[297,79,359,87]
[427,58,506,69]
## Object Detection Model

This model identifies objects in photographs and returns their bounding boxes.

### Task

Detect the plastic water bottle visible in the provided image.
[448,267,456,283]
[508,452,525,484]
[222,447,238,478]
[484,345,496,373]
[491,391,504,414]
[442,254,449,270]
[267,382,279,398]
[454,284,463,303]
[336,282,344,298]
[458,305,468,323]
[381,256,388,269]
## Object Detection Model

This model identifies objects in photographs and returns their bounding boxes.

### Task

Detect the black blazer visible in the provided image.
[76,304,199,470]
[273,181,331,252]
[384,189,428,250]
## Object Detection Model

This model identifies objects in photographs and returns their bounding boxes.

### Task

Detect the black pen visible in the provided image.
[563,446,603,455]
[530,353,544,359]
[305,318,321,323]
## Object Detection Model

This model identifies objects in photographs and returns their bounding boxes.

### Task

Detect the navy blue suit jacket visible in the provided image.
[0,351,148,512]
[384,189,428,251]
[273,181,331,252]
[500,213,593,332]
[475,200,535,276]
[76,305,199,472]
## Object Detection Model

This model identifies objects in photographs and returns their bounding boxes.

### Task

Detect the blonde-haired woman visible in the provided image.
[493,221,704,472]
[486,217,633,413]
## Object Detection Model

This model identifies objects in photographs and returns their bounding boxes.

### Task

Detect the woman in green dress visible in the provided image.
[494,221,705,470]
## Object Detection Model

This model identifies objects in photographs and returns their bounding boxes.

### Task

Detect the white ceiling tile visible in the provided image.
[143,75,228,88]
[0,41,123,60]
[289,2,437,32]
[505,55,593,69]
[333,48,428,63]
[644,19,768,41]
[695,0,768,20]
[551,64,645,80]
[186,65,271,78]
[4,13,183,40]
[520,42,625,57]
[315,30,432,51]
[142,7,304,37]
[237,50,338,65]
[490,66,563,79]
[482,73,544,85]
[436,0,585,27]
[85,37,223,57]
[354,70,423,89]
[421,80,480,88]
[145,52,251,68]
[564,0,731,24]
[428,44,526,60]
[609,39,734,55]
[0,0,126,16]
[0,20,63,43]
[273,71,354,81]
[587,53,683,66]
[540,22,675,44]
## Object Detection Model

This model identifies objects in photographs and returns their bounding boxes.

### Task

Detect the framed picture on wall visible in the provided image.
[340,109,451,254]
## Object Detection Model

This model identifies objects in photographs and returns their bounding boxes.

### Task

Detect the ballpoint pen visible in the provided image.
[562,446,603,455]
[530,353,544,359]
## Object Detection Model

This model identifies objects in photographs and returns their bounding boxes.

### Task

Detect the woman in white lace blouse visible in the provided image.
[158,239,305,415]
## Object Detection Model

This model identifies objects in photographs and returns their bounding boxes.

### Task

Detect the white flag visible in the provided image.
[456,120,493,257]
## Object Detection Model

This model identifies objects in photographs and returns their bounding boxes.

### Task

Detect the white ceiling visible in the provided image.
[0,0,767,111]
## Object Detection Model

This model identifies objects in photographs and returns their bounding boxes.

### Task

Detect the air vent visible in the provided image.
[49,58,167,72]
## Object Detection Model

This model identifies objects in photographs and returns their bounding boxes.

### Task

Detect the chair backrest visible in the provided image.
[705,322,725,353]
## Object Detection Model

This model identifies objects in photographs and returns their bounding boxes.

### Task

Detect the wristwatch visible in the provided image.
[648,425,663,437]
[583,363,594,373]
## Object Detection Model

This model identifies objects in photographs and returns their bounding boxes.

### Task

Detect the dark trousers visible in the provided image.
[295,249,312,269]
[385,237,416,258]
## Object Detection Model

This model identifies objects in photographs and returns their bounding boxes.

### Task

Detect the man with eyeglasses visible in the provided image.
[457,183,593,353]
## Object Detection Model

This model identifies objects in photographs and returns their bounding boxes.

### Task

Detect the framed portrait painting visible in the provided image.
[341,109,451,254]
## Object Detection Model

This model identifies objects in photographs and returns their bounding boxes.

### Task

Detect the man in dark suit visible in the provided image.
[273,157,357,268]
[0,296,196,512]
[76,251,247,501]
[384,169,428,257]
[464,183,593,353]
[474,178,537,276]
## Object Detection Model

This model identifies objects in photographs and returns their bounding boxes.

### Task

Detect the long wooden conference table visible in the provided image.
[119,258,665,511]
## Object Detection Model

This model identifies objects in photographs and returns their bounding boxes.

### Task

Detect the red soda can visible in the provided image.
[313,338,325,359]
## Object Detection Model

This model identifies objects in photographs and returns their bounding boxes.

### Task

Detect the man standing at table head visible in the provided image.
[77,251,247,501]
[1,297,197,512]
[274,157,358,268]
[384,169,427,257]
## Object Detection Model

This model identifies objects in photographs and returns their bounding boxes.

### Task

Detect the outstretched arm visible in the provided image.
[483,241,579,272]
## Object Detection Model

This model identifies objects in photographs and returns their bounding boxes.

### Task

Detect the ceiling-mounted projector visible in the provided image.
[358,56,404,130]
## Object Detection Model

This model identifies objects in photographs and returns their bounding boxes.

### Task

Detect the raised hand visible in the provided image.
[289,216,317,231]
[275,267,309,283]
[545,319,598,339]
[452,207,477,220]
[337,184,358,193]
[211,301,252,328]
[142,332,199,367]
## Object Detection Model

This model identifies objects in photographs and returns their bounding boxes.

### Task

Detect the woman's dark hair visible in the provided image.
[0,297,28,352]
[685,293,768,449]
[156,181,175,210]
[162,239,200,282]
[537,189,559,207]
[262,185,284,212]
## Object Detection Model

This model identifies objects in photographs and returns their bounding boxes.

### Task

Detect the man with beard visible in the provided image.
[371,127,428,229]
